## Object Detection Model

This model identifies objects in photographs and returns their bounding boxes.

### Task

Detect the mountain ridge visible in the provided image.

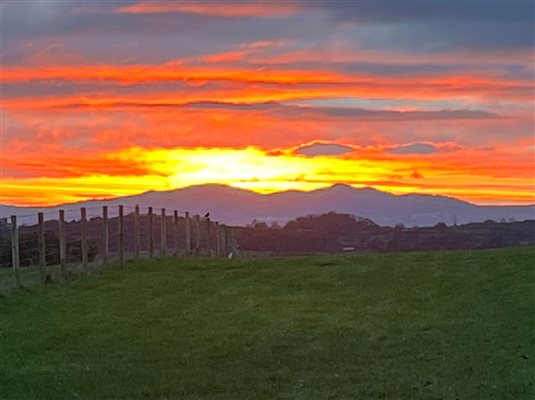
[1,184,533,227]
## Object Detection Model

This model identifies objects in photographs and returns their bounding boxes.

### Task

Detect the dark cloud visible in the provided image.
[294,142,355,157]
[287,107,501,121]
[388,143,438,155]
[309,0,534,52]
[17,97,502,122]
[1,1,334,68]
[187,102,502,121]
[17,98,502,122]
[3,0,532,68]
[1,1,211,38]
[309,1,532,23]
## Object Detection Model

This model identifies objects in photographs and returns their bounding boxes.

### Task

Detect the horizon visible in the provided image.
[2,182,535,210]
[1,1,534,207]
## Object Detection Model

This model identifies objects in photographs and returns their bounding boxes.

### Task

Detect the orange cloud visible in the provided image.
[1,147,154,179]
[249,46,534,67]
[114,1,301,17]
[3,63,531,108]
[195,40,291,63]
[1,64,343,85]
[4,97,530,161]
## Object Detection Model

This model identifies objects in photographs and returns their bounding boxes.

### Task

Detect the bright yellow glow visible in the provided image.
[1,146,534,206]
[118,147,396,192]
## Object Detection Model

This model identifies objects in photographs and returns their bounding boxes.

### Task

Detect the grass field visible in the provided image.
[1,247,534,399]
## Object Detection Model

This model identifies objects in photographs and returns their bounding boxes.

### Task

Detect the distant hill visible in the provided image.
[1,184,534,227]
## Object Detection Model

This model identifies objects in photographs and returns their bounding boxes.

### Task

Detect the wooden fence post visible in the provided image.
[174,210,179,257]
[194,215,201,256]
[148,207,154,259]
[185,212,191,256]
[38,212,48,283]
[205,217,212,257]
[220,224,227,258]
[10,216,20,287]
[220,224,226,258]
[161,208,166,256]
[221,224,226,258]
[229,227,237,256]
[102,206,109,265]
[59,210,66,276]
[215,222,221,257]
[134,205,140,258]
[119,205,124,267]
[81,208,88,272]
[220,223,226,257]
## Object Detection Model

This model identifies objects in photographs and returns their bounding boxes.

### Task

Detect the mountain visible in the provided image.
[1,184,534,227]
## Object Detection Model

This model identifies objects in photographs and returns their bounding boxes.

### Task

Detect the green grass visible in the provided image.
[1,247,534,399]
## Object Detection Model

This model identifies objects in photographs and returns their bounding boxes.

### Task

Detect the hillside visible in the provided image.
[1,247,534,399]
[2,184,534,227]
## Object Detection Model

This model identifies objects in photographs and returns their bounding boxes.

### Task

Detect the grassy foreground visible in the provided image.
[1,247,534,399]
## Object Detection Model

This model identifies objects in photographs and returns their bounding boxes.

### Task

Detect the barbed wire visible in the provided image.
[5,208,204,219]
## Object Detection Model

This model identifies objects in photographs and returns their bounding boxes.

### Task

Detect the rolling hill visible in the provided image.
[1,184,534,227]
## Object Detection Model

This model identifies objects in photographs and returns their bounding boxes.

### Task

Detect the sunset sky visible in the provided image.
[1,0,534,206]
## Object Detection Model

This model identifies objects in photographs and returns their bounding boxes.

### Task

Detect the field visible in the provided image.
[1,247,534,399]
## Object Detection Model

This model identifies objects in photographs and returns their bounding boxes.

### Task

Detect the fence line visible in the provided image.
[3,204,238,287]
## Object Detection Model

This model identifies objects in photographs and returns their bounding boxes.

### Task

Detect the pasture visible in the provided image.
[1,247,534,399]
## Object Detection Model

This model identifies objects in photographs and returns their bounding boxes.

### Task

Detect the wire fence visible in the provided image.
[0,205,238,290]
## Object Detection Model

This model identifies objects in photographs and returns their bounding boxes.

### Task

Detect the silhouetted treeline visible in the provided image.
[236,212,535,255]
[1,211,533,266]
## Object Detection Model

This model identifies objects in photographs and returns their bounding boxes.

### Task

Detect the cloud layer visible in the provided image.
[1,1,533,206]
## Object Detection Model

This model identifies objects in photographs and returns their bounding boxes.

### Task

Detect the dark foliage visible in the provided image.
[237,212,535,255]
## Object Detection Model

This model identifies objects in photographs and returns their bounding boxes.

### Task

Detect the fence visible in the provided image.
[1,205,238,288]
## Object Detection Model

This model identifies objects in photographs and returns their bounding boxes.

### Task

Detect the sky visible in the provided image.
[1,0,534,206]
